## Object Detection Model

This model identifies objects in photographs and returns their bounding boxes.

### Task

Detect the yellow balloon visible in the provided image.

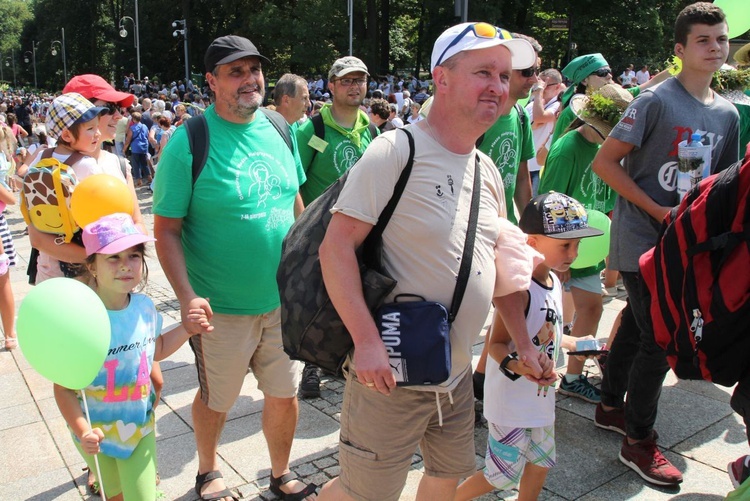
[71,174,135,228]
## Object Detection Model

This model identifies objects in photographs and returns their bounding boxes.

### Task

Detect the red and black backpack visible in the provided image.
[640,159,750,387]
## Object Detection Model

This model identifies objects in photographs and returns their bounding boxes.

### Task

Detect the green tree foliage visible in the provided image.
[10,0,740,91]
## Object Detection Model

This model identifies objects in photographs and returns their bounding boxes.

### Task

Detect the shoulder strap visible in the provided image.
[184,114,209,185]
[309,113,327,166]
[362,128,415,266]
[258,107,294,153]
[40,147,53,160]
[449,155,481,323]
[312,113,325,141]
[118,156,128,178]
[64,152,85,167]
[515,103,527,130]
[368,120,379,138]
[475,134,485,148]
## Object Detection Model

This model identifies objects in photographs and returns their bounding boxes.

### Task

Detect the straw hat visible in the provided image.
[734,42,750,66]
[570,84,634,138]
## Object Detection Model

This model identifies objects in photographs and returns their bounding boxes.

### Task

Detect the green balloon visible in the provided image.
[715,0,750,39]
[571,209,611,269]
[18,278,111,390]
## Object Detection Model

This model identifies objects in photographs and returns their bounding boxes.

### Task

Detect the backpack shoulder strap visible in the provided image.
[312,113,325,141]
[184,114,209,185]
[40,147,53,160]
[258,108,294,153]
[475,134,485,148]
[118,156,128,179]
[64,152,85,167]
[368,120,379,138]
[515,103,527,130]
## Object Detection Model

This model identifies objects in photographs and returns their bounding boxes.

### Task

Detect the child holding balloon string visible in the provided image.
[54,213,213,501]
[537,83,630,404]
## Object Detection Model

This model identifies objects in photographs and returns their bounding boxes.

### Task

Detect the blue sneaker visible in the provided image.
[559,374,601,403]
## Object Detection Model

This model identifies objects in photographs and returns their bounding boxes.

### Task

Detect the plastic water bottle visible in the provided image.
[677,133,710,201]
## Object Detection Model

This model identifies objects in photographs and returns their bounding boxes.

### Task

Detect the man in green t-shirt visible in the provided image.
[471,33,539,408]
[295,56,377,206]
[476,33,539,225]
[295,56,379,398]
[153,36,315,501]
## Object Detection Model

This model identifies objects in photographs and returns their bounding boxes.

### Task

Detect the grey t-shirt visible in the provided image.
[608,77,740,272]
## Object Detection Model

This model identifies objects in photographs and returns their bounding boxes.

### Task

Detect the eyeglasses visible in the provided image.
[336,78,367,87]
[593,67,612,77]
[520,67,540,78]
[434,22,510,68]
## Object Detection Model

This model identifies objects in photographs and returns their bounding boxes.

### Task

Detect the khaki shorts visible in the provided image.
[189,308,300,412]
[338,369,476,501]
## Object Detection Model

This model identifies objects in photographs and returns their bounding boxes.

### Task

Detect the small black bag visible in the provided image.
[278,129,416,376]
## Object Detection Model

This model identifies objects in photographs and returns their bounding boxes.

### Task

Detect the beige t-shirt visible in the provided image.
[333,125,507,392]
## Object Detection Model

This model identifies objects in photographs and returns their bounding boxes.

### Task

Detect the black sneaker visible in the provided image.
[299,364,321,399]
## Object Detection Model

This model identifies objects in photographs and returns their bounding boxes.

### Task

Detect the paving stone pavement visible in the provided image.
[0,188,745,500]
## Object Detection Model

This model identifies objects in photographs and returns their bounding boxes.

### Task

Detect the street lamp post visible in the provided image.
[24,41,39,89]
[5,49,17,88]
[347,0,353,56]
[172,19,189,85]
[51,28,68,83]
[119,0,141,80]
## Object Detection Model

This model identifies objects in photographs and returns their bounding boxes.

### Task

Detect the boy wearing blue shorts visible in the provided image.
[456,192,602,500]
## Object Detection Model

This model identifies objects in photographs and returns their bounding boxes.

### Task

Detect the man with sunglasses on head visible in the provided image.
[295,56,379,399]
[316,22,543,501]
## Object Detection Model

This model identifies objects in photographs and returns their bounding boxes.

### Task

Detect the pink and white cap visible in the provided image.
[83,213,155,256]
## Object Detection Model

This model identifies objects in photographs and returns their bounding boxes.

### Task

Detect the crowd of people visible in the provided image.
[1,1,749,500]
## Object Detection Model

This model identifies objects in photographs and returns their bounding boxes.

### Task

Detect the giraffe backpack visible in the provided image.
[21,148,83,244]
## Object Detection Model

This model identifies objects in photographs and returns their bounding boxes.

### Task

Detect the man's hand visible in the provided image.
[81,428,104,455]
[182,297,213,336]
[515,345,547,384]
[353,337,397,396]
[187,305,214,334]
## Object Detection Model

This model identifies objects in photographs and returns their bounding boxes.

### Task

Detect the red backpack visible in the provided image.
[640,160,750,387]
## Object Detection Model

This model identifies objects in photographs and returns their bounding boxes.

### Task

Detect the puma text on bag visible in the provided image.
[278,129,415,375]
[640,160,750,387]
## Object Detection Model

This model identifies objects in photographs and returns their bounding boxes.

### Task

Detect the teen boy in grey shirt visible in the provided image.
[592,1,739,488]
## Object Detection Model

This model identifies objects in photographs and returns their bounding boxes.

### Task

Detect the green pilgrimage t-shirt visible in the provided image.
[478,106,534,224]
[296,105,376,205]
[153,105,305,315]
[550,86,641,146]
[539,129,614,278]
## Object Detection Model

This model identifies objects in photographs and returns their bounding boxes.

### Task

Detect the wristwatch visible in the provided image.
[500,352,521,381]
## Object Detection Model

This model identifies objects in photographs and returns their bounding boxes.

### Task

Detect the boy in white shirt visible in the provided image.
[456,192,603,501]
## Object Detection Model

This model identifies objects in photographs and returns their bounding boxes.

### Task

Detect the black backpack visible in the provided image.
[640,160,750,387]
[277,128,415,375]
[183,107,293,184]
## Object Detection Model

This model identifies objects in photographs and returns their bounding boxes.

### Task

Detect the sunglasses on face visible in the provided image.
[336,78,367,87]
[434,22,511,68]
[99,102,121,115]
[520,67,540,78]
[592,67,612,77]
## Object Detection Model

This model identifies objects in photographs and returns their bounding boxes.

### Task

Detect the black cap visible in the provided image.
[518,192,604,239]
[204,35,269,73]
